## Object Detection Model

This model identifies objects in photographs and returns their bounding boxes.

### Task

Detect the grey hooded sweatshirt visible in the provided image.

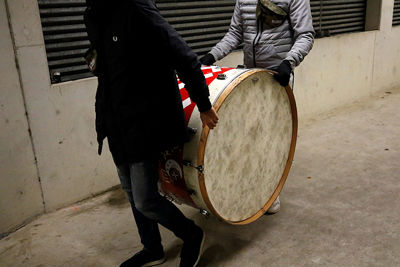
[209,0,315,70]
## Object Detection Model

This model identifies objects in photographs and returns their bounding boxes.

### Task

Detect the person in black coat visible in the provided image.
[84,1,219,266]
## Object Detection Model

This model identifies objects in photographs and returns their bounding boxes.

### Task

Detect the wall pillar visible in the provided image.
[0,0,44,235]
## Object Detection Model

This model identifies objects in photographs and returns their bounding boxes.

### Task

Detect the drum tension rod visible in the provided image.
[182,160,204,174]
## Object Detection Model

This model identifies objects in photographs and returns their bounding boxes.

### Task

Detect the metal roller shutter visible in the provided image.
[310,0,367,38]
[394,0,400,26]
[38,0,90,83]
[155,0,236,56]
[38,0,369,83]
[38,0,236,84]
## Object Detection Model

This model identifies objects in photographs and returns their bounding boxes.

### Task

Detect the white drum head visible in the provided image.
[198,70,297,224]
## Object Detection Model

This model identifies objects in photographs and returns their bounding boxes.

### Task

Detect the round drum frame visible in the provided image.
[197,69,298,225]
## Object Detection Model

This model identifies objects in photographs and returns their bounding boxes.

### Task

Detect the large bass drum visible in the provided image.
[158,66,297,225]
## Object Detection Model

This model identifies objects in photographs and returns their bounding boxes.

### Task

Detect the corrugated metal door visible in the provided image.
[394,0,400,26]
[38,0,370,83]
[38,0,90,83]
[310,0,367,38]
[156,0,236,56]
[38,0,236,84]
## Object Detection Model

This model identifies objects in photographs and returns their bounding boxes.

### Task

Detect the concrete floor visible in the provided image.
[1,88,399,267]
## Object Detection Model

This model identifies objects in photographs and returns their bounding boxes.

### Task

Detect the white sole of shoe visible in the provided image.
[142,256,166,267]
[193,232,206,267]
[266,197,281,215]
[265,208,280,215]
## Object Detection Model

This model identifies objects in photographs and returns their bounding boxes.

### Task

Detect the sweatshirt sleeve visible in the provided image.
[132,0,212,112]
[285,0,315,67]
[209,0,243,61]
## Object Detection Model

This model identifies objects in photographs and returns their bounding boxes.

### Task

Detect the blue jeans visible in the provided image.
[117,158,196,252]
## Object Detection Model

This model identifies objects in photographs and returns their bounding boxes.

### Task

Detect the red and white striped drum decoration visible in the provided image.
[158,66,297,225]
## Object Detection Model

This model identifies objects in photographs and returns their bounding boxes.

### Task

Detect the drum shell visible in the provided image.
[159,67,297,225]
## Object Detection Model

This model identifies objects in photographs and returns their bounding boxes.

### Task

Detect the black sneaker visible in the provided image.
[179,227,206,267]
[120,248,165,267]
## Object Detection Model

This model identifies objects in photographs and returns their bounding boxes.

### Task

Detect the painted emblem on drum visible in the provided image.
[165,159,182,181]
[178,66,233,123]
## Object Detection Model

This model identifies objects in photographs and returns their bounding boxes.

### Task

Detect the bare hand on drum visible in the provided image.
[200,107,219,129]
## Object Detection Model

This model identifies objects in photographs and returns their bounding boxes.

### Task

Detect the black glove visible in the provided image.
[199,53,216,66]
[274,60,292,87]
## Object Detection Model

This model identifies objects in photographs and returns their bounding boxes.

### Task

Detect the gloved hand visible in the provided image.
[274,60,292,87]
[199,53,216,66]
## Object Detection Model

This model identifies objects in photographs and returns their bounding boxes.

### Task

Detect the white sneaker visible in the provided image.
[266,196,280,214]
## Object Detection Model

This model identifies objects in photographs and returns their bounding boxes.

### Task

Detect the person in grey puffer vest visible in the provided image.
[200,0,314,214]
[200,0,315,87]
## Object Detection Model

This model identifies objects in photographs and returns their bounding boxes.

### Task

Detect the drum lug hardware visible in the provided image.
[217,73,227,80]
[187,127,198,141]
[182,160,204,174]
[187,127,197,136]
[187,127,197,135]
[200,209,210,218]
[187,189,196,196]
[163,193,174,202]
[252,77,259,83]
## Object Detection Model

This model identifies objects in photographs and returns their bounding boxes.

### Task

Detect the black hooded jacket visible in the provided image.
[84,0,212,164]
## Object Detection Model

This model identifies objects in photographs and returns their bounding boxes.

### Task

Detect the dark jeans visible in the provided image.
[117,158,196,252]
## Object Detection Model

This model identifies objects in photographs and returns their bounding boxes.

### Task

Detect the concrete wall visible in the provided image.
[1,0,399,235]
[0,0,44,234]
[7,0,117,207]
[0,0,116,235]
